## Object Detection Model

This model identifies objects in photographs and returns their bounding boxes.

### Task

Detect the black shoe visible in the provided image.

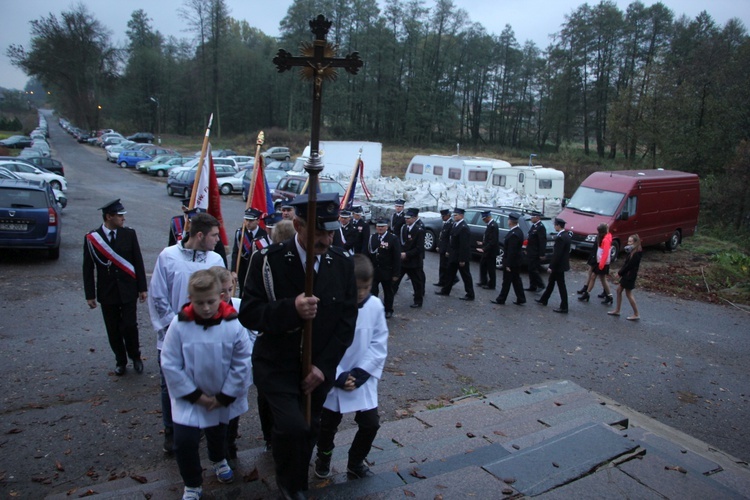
[477,282,487,287]
[347,461,373,479]
[535,299,547,306]
[459,295,474,301]
[490,299,505,305]
[524,287,538,292]
[513,301,526,306]
[163,428,174,455]
[480,285,495,290]
[314,454,332,479]
[410,303,422,308]
[601,294,613,305]
[553,308,568,314]
[385,311,393,319]
[433,282,444,286]
[597,291,607,298]
[578,291,590,302]
[435,291,449,296]
[114,365,126,376]
[133,359,144,374]
[577,286,588,295]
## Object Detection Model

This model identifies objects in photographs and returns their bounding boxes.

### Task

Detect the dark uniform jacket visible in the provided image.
[503,225,524,268]
[83,226,147,305]
[448,219,471,263]
[483,219,500,254]
[550,230,572,272]
[340,222,359,254]
[437,218,453,255]
[352,218,370,254]
[526,221,547,259]
[231,227,267,278]
[368,231,401,277]
[399,219,425,269]
[239,238,358,390]
[391,210,406,237]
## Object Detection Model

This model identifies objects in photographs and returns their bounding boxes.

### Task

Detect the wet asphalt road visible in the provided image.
[1,111,749,497]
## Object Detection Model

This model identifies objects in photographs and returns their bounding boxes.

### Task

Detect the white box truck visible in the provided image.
[292,141,382,178]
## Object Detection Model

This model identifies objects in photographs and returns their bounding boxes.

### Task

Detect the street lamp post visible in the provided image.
[149,97,161,145]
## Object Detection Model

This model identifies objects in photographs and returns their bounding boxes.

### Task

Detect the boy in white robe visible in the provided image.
[314,254,389,479]
[161,270,252,500]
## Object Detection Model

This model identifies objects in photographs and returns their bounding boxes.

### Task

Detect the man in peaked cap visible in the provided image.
[280,198,295,220]
[525,211,547,292]
[436,207,475,300]
[476,210,499,290]
[238,192,357,498]
[395,207,426,308]
[231,207,267,298]
[351,205,370,254]
[537,218,571,313]
[83,199,148,376]
[433,209,454,287]
[391,198,406,236]
[368,219,401,318]
[492,212,526,305]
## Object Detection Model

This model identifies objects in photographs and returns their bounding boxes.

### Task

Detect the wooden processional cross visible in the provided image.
[272,15,363,423]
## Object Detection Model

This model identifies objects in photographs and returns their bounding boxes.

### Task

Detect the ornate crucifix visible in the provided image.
[273,15,363,423]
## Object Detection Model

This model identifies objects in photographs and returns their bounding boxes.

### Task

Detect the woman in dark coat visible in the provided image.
[608,234,642,320]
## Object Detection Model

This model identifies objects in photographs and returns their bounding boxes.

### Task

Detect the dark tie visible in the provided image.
[109,230,116,244]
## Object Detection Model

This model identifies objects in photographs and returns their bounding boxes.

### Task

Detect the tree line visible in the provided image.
[7,0,750,236]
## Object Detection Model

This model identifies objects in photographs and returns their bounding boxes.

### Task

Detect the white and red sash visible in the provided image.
[86,231,136,279]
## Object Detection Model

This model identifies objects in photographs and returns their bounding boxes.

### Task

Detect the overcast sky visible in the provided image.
[2,0,748,90]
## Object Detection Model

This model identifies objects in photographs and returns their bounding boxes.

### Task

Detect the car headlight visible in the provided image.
[585,234,597,242]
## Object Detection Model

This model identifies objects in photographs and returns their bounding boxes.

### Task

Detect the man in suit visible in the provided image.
[476,210,499,290]
[436,208,475,300]
[536,218,571,313]
[391,198,406,236]
[368,219,401,318]
[433,209,453,287]
[337,210,359,255]
[239,193,357,498]
[83,199,148,376]
[351,205,370,254]
[525,211,547,292]
[231,208,266,298]
[395,207,426,308]
[492,212,526,305]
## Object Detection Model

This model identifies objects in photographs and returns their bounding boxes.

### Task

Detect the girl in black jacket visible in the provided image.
[608,234,642,320]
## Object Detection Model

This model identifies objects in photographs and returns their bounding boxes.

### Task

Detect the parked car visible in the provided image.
[0,178,61,259]
[262,146,291,161]
[212,157,240,171]
[140,145,175,157]
[227,155,254,169]
[0,160,67,192]
[219,170,245,195]
[0,167,66,209]
[0,136,33,149]
[147,157,190,177]
[242,168,288,201]
[271,174,372,222]
[117,150,153,168]
[0,156,65,176]
[265,160,294,171]
[212,149,237,158]
[136,154,180,173]
[126,132,154,143]
[421,206,555,268]
[166,164,238,198]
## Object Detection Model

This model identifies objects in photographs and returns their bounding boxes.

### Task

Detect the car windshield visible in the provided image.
[566,186,625,216]
[0,188,48,208]
[266,170,286,182]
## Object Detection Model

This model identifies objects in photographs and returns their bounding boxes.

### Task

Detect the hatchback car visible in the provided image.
[0,160,67,191]
[271,174,372,222]
[117,150,152,168]
[262,147,291,161]
[166,164,238,198]
[266,160,295,171]
[135,154,180,173]
[219,170,245,195]
[0,178,61,259]
[126,132,154,143]
[0,135,33,149]
[24,157,65,176]
[147,156,190,177]
[421,206,556,268]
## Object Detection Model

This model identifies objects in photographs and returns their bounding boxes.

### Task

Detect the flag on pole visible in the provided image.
[249,154,274,225]
[340,157,371,210]
[192,144,228,245]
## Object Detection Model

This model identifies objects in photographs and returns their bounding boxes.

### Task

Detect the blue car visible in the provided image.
[0,178,61,259]
[117,149,152,168]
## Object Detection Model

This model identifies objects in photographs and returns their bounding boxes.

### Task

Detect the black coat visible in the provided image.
[549,229,571,272]
[340,221,359,253]
[437,218,453,255]
[503,225,524,268]
[399,219,425,269]
[448,219,471,263]
[526,221,547,259]
[238,238,358,389]
[391,210,406,237]
[83,226,147,305]
[483,219,500,254]
[368,231,401,277]
[231,226,267,278]
[352,218,370,254]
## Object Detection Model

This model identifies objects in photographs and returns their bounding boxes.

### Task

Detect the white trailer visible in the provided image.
[293,141,382,178]
[488,165,565,200]
[405,154,511,186]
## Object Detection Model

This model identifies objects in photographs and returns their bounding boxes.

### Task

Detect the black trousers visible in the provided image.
[227,416,240,458]
[257,390,274,444]
[437,252,449,285]
[100,301,140,366]
[540,270,568,310]
[442,261,474,297]
[527,255,546,290]
[478,251,498,288]
[173,422,227,488]
[317,407,380,465]
[398,266,425,305]
[371,268,396,313]
[496,266,526,303]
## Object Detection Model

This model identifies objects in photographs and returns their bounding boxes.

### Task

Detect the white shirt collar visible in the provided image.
[295,234,320,272]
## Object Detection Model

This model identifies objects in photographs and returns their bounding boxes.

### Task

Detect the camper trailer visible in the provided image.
[559,169,700,260]
[405,155,510,186]
[488,165,564,200]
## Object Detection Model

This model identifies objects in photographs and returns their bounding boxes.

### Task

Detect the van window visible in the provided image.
[622,196,637,218]
[410,163,424,174]
[518,173,525,183]
[448,168,461,180]
[433,166,443,176]
[539,179,552,189]
[468,170,488,182]
[492,174,506,187]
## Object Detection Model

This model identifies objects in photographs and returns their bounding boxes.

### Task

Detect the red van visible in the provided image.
[559,170,700,260]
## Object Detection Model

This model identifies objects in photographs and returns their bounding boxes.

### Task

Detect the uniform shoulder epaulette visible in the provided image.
[259,242,285,256]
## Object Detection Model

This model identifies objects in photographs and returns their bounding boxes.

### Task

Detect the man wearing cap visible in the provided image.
[83,199,148,376]
[148,213,225,454]
[476,210,499,290]
[280,199,295,220]
[525,211,547,292]
[536,218,571,313]
[231,208,267,298]
[351,205,370,254]
[333,210,358,255]
[391,199,406,236]
[239,193,357,498]
[395,207,426,308]
[368,219,401,318]
[492,212,526,305]
[433,209,454,287]
[437,208,475,300]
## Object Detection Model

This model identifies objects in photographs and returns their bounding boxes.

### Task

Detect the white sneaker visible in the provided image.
[182,485,202,499]
[212,459,234,483]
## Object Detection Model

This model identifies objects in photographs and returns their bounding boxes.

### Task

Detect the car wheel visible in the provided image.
[167,185,174,196]
[119,161,128,168]
[156,170,165,177]
[49,180,62,191]
[423,229,436,252]
[609,240,620,263]
[666,230,681,251]
[220,183,232,195]
[183,188,191,199]
[284,155,290,161]
[495,247,505,269]
[49,246,60,260]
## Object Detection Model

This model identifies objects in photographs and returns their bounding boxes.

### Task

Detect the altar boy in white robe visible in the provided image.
[161,270,252,500]
[314,254,389,480]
